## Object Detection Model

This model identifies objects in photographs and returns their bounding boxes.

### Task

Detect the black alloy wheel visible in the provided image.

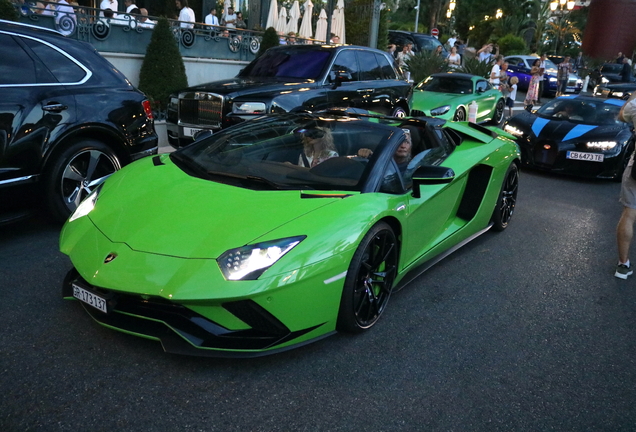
[454,107,466,122]
[337,222,398,332]
[492,163,519,231]
[45,139,121,222]
[491,99,505,125]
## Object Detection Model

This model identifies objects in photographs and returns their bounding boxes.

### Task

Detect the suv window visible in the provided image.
[358,51,382,81]
[22,37,87,83]
[330,50,359,81]
[375,53,396,80]
[0,33,37,84]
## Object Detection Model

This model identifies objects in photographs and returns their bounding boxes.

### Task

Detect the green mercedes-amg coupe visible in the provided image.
[60,110,520,357]
[410,72,506,124]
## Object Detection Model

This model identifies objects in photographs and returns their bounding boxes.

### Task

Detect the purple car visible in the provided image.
[505,55,582,96]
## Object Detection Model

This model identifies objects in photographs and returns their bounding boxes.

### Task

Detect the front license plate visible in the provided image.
[183,127,203,137]
[565,88,575,93]
[72,283,108,313]
[566,151,604,162]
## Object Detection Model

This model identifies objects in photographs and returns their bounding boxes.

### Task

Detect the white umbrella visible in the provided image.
[298,0,313,39]
[330,0,345,44]
[287,0,301,34]
[266,0,278,30]
[275,7,287,34]
[314,8,327,42]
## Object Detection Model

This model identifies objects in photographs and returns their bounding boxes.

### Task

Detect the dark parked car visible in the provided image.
[0,20,158,223]
[166,44,412,148]
[590,63,634,86]
[503,95,633,180]
[593,82,636,100]
[388,30,448,57]
[505,55,582,96]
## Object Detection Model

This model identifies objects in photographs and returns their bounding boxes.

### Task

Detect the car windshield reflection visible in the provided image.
[171,115,395,191]
[239,49,332,80]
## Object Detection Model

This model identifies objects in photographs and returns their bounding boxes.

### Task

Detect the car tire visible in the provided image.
[492,163,519,231]
[490,99,505,125]
[454,107,466,122]
[337,222,398,333]
[391,106,408,118]
[44,139,121,222]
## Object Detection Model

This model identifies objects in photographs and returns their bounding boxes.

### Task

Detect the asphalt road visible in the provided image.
[2,166,635,431]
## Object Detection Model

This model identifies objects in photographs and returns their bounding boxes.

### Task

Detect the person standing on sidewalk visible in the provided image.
[538,53,547,103]
[615,91,636,279]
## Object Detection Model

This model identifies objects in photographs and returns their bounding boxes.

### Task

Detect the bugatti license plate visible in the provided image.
[566,151,604,162]
[72,284,108,313]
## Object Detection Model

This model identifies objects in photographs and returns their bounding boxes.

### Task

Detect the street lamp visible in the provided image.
[495,9,503,19]
[550,0,575,54]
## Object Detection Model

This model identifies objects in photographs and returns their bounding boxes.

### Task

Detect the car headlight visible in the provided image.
[613,92,624,98]
[68,184,103,222]
[504,124,524,137]
[232,102,267,115]
[430,105,451,116]
[602,77,610,84]
[586,141,617,150]
[576,79,583,85]
[549,77,557,82]
[218,236,306,280]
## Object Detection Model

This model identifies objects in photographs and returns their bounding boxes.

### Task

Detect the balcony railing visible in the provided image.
[14,3,266,61]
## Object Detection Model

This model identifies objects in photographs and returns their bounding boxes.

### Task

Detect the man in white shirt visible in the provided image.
[223,7,237,28]
[54,0,76,36]
[99,0,117,18]
[138,8,155,28]
[489,55,504,89]
[176,0,195,28]
[205,8,219,26]
[124,0,136,13]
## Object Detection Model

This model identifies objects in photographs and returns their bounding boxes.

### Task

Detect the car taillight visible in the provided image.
[142,100,154,120]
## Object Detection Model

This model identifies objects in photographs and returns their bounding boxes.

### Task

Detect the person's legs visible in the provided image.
[617,206,636,263]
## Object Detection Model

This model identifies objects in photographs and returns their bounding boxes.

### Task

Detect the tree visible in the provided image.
[0,0,18,21]
[405,50,448,84]
[138,17,188,113]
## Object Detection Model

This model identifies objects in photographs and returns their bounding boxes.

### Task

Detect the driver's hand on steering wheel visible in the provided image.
[358,148,373,158]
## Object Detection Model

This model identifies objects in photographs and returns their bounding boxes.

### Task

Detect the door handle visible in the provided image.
[43,103,68,112]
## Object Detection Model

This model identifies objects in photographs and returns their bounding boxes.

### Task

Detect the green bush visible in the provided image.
[0,0,18,21]
[258,27,279,57]
[497,34,527,56]
[138,17,188,113]
[459,56,493,78]
[405,51,449,84]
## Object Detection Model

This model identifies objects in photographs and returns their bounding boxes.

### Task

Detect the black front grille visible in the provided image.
[179,93,223,128]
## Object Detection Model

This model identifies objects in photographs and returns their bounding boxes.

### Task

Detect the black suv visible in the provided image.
[166,44,412,148]
[0,20,158,223]
[388,30,448,57]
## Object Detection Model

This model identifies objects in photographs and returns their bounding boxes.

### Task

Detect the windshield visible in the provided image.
[535,98,623,125]
[171,114,396,192]
[239,49,332,80]
[417,76,473,94]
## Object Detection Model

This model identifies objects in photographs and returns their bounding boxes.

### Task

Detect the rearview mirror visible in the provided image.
[411,165,455,198]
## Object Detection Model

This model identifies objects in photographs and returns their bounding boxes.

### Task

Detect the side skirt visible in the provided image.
[392,222,493,292]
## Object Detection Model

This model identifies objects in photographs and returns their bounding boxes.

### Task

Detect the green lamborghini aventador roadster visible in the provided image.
[60,110,520,357]
[410,72,506,124]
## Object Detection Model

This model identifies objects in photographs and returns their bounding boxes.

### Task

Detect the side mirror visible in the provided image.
[193,129,213,141]
[331,70,353,87]
[411,165,455,198]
